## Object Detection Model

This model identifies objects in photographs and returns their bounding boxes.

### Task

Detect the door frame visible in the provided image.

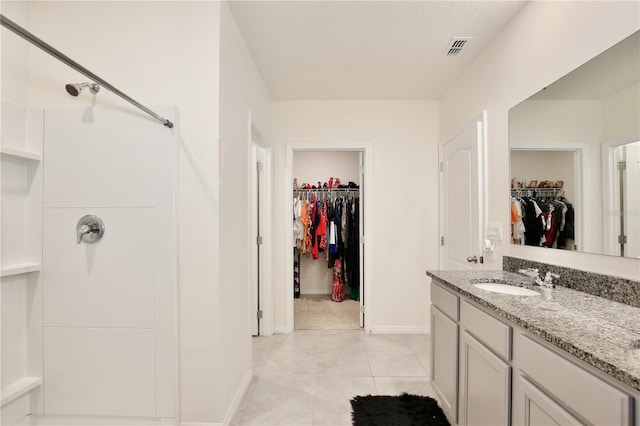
[438,112,487,270]
[284,142,372,333]
[601,134,639,257]
[249,116,273,336]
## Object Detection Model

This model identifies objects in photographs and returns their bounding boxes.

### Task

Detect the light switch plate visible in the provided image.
[487,222,503,241]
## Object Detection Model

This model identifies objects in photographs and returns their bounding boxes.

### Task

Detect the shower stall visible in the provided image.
[1,14,178,426]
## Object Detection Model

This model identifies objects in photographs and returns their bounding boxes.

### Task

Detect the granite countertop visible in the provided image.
[426,270,640,392]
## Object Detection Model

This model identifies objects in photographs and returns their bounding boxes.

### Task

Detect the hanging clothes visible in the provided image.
[292,182,361,302]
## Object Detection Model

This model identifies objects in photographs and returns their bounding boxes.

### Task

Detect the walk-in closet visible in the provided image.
[292,151,363,330]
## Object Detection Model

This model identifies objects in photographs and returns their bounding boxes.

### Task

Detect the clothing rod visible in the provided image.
[0,14,174,129]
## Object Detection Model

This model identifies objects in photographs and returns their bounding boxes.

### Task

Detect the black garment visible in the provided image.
[523,199,544,246]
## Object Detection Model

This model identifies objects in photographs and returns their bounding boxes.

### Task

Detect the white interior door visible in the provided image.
[42,106,177,417]
[358,151,364,328]
[440,114,485,270]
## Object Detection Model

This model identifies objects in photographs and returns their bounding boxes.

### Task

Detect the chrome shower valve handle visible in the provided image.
[76,215,105,244]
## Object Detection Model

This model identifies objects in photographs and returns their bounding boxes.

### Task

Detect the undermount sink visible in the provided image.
[473,283,540,296]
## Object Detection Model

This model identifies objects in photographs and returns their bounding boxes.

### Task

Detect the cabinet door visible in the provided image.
[513,374,581,426]
[431,306,458,423]
[459,330,510,426]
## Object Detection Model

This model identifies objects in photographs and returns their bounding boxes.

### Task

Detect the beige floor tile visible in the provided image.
[366,352,428,376]
[233,331,440,426]
[234,409,313,426]
[252,350,271,376]
[314,331,365,352]
[363,334,417,352]
[415,351,431,374]
[312,412,353,426]
[246,375,316,413]
[261,350,317,376]
[316,350,372,377]
[314,376,376,413]
[373,376,438,398]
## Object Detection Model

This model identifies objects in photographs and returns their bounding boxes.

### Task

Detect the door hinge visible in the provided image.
[618,235,627,244]
[257,161,263,171]
[440,161,444,172]
[257,236,263,245]
[257,310,263,319]
[360,305,364,314]
[440,236,444,246]
[617,161,626,171]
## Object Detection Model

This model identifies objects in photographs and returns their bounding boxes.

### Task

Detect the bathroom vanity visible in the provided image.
[426,269,640,426]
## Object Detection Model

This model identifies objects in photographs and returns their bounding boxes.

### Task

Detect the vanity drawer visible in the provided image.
[515,333,632,426]
[431,282,459,321]
[460,300,511,360]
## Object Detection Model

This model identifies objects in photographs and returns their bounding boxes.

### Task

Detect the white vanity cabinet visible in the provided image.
[458,300,511,426]
[430,283,512,426]
[430,278,637,426]
[430,283,459,424]
[513,333,633,426]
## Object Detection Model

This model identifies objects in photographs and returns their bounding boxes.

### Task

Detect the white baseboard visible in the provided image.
[220,367,253,425]
[299,290,331,295]
[273,325,290,334]
[180,422,218,426]
[32,415,176,425]
[369,326,429,334]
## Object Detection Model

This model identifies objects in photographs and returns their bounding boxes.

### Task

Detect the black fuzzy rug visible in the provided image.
[351,393,450,426]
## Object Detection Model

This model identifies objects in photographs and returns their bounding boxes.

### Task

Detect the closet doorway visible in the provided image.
[286,144,370,333]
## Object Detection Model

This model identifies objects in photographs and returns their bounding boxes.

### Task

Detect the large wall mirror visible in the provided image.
[509,31,639,258]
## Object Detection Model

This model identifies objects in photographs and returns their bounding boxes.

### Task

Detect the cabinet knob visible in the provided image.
[466,255,478,263]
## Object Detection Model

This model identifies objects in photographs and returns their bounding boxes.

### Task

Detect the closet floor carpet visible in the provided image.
[294,295,361,330]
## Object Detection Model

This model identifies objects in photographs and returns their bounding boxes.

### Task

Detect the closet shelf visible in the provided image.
[1,263,42,277]
[0,146,41,161]
[1,376,42,407]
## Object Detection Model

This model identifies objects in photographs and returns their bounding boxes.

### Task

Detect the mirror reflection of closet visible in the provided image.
[508,30,639,258]
[510,149,579,250]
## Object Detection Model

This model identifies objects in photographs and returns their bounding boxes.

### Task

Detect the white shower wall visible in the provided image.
[41,106,177,418]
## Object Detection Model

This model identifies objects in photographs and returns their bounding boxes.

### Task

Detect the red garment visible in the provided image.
[331,259,344,302]
[318,200,328,251]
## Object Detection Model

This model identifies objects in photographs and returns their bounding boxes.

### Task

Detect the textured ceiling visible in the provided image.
[228,1,528,100]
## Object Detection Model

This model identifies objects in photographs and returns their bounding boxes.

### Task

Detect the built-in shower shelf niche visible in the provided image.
[1,376,42,407]
[0,146,41,162]
[1,263,42,277]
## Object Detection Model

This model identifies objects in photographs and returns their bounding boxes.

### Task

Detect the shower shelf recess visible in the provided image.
[0,262,42,277]
[1,377,42,407]
[0,146,41,161]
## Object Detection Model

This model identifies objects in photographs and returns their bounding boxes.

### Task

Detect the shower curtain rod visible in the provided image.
[0,14,174,129]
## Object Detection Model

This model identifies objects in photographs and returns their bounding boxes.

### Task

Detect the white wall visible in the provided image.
[293,151,360,295]
[273,100,439,332]
[219,1,272,421]
[2,1,225,423]
[602,82,640,142]
[440,0,640,279]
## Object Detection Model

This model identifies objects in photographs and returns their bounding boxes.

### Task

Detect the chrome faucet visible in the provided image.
[518,268,559,288]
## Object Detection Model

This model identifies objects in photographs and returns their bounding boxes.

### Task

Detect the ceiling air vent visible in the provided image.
[445,37,472,57]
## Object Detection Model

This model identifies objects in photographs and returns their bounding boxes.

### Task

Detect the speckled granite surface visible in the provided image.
[426,270,640,392]
[503,256,640,308]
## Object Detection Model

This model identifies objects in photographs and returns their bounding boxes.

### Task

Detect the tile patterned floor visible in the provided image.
[231,331,439,425]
